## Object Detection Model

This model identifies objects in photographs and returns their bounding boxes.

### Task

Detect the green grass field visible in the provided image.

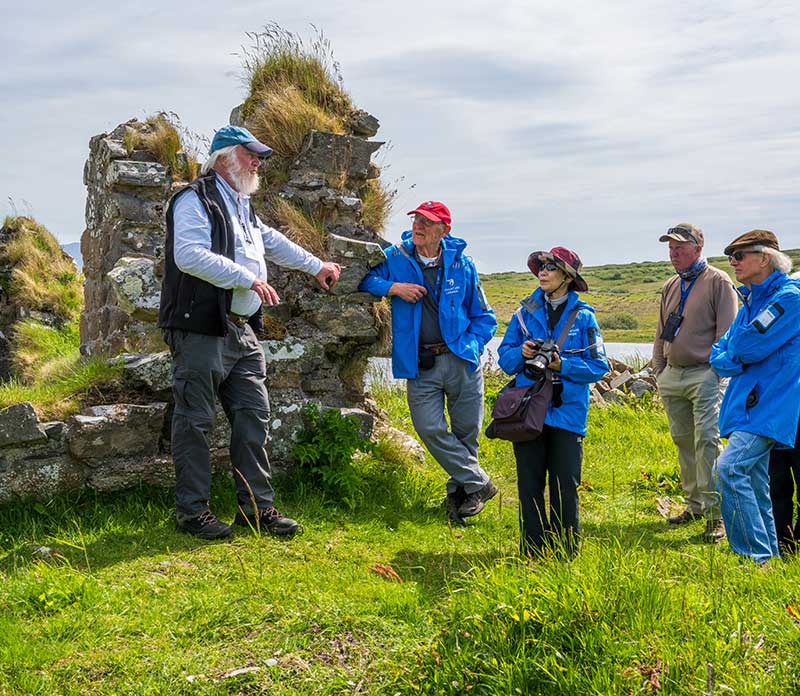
[481,250,800,342]
[2,377,800,695]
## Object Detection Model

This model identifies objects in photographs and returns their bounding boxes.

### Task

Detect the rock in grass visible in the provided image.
[0,402,48,448]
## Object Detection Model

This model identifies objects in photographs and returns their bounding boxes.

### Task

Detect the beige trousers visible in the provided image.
[657,364,726,520]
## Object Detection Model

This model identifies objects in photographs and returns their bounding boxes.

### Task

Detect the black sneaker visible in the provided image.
[234,507,300,537]
[445,487,467,526]
[177,510,232,540]
[458,480,499,518]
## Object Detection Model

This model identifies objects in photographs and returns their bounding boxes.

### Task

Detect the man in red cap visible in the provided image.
[360,201,498,523]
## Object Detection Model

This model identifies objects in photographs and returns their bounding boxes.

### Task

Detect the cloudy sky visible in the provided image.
[2,1,799,273]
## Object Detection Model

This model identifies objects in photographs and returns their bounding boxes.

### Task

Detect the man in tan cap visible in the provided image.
[711,229,800,563]
[653,223,737,542]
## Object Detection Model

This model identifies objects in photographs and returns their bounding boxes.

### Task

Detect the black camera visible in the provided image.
[523,339,558,379]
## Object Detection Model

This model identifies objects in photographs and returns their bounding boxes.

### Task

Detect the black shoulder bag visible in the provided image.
[485,306,579,443]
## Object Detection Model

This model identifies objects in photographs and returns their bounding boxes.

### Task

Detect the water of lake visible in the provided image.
[367,340,652,384]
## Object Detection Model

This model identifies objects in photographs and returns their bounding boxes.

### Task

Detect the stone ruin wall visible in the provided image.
[0,106,415,505]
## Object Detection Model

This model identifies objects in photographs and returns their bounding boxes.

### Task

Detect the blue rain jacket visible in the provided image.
[358,230,497,379]
[497,288,609,436]
[711,270,800,447]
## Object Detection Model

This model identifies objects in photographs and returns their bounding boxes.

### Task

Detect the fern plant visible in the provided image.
[292,403,375,508]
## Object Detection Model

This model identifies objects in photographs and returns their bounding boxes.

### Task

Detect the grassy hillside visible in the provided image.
[482,249,800,342]
[2,377,800,694]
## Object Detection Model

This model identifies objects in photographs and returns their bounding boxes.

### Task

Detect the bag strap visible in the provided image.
[554,307,580,351]
[515,303,579,349]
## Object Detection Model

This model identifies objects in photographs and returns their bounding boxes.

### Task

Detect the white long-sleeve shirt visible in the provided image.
[172,172,323,316]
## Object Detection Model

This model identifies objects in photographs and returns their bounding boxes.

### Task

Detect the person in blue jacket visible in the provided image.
[711,230,800,564]
[498,247,608,557]
[768,271,800,554]
[359,201,498,523]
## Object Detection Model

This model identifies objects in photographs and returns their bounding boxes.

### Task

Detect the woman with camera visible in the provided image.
[497,247,608,558]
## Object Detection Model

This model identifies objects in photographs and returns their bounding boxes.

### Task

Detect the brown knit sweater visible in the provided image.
[652,264,738,374]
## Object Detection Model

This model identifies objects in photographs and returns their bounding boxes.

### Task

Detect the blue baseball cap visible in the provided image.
[209,125,273,158]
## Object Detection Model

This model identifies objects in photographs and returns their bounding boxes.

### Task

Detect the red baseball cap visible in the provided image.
[407,200,451,226]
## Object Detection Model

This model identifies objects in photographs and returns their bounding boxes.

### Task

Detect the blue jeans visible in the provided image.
[716,431,778,563]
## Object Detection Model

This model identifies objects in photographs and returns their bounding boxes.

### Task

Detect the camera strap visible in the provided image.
[677,276,698,316]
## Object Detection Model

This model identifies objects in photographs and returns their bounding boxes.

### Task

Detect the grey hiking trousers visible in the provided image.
[164,320,274,522]
[406,352,490,494]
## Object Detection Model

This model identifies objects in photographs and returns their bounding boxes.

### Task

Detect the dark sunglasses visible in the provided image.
[667,227,698,244]
[728,249,762,262]
[539,261,561,272]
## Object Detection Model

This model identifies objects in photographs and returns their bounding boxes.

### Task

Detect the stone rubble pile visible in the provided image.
[590,357,658,406]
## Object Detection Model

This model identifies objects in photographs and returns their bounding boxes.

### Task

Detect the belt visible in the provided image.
[424,342,450,355]
[227,312,250,328]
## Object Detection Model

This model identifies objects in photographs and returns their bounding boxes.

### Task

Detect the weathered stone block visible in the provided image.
[336,407,374,439]
[348,109,380,138]
[115,351,172,393]
[105,160,168,188]
[609,370,633,391]
[293,131,383,181]
[629,379,654,398]
[299,297,379,338]
[0,403,47,449]
[107,256,161,321]
[0,425,83,504]
[67,403,167,460]
[85,454,173,491]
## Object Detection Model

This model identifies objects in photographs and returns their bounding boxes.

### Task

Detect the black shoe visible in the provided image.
[445,487,467,526]
[234,507,300,537]
[458,480,499,518]
[177,510,232,540]
[667,508,703,525]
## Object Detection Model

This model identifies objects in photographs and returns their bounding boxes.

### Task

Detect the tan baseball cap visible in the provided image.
[659,223,704,246]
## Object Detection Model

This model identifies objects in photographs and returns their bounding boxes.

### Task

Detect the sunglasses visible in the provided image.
[728,249,763,262]
[667,227,698,244]
[539,261,561,272]
[413,214,441,227]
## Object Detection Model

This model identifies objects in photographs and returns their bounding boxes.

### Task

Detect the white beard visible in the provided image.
[228,159,260,195]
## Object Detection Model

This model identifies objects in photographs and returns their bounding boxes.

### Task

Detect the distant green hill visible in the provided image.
[482,249,800,342]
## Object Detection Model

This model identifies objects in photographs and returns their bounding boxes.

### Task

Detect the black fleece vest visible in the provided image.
[157,173,262,337]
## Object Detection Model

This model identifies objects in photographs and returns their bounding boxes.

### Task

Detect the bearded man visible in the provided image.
[158,125,341,540]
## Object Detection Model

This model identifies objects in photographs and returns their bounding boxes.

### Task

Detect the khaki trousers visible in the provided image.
[657,364,725,520]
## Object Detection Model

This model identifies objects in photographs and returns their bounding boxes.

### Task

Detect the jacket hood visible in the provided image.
[400,229,467,258]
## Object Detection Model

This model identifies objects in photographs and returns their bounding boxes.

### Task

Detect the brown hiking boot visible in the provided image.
[667,508,702,525]
[703,519,725,543]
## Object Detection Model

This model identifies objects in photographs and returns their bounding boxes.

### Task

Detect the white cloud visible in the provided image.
[2,0,799,270]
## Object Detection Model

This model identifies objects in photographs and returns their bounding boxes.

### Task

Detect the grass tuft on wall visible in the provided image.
[125,114,200,182]
[239,24,353,161]
[269,197,327,257]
